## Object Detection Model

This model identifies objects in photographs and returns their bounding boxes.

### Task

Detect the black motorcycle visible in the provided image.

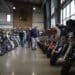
[61,19,75,75]
[61,35,75,75]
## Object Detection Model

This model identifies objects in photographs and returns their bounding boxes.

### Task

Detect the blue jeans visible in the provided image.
[31,37,38,49]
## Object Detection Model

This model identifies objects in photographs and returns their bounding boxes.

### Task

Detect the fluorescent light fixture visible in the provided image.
[13,6,16,10]
[7,14,11,22]
[33,7,36,10]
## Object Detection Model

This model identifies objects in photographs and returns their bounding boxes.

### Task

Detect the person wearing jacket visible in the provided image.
[31,27,39,50]
[19,30,24,47]
[26,28,31,48]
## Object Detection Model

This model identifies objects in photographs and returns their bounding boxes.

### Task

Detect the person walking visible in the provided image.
[19,29,24,47]
[31,27,39,50]
[26,28,31,48]
[23,30,27,44]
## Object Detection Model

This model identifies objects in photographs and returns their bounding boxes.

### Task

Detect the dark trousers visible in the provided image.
[20,39,24,47]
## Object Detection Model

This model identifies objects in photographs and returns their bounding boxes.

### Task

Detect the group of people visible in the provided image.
[19,27,39,50]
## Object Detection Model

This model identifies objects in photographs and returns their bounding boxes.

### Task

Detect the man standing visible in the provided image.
[31,27,39,50]
[19,29,24,47]
[23,30,27,44]
[26,28,31,48]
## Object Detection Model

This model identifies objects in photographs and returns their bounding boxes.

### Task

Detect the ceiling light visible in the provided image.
[13,7,16,10]
[33,7,36,10]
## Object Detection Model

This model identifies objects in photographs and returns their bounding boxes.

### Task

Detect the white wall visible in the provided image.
[32,7,44,31]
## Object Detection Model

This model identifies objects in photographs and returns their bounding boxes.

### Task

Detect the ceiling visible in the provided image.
[0,0,42,12]
[5,0,42,5]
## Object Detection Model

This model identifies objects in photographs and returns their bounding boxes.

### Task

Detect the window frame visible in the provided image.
[61,0,75,25]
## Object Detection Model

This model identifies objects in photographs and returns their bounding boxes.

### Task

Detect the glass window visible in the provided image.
[66,4,70,17]
[61,0,62,4]
[51,7,54,15]
[61,0,65,4]
[61,10,63,24]
[51,18,55,27]
[51,1,55,15]
[66,17,70,21]
[71,15,75,19]
[63,20,66,25]
[7,14,11,22]
[71,0,75,15]
[63,8,66,19]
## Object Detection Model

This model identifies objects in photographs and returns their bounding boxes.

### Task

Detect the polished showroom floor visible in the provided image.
[0,46,61,75]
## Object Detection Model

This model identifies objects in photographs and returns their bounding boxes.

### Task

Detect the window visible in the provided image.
[61,0,65,4]
[61,10,63,24]
[51,17,55,27]
[7,14,11,22]
[63,8,66,19]
[71,15,75,19]
[61,0,75,25]
[51,0,55,15]
[66,17,70,21]
[71,0,75,15]
[51,7,54,15]
[63,20,66,25]
[66,4,70,18]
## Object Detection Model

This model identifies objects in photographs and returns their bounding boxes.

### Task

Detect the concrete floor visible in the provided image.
[0,47,61,75]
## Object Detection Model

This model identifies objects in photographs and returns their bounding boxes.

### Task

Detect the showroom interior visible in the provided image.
[0,0,75,75]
